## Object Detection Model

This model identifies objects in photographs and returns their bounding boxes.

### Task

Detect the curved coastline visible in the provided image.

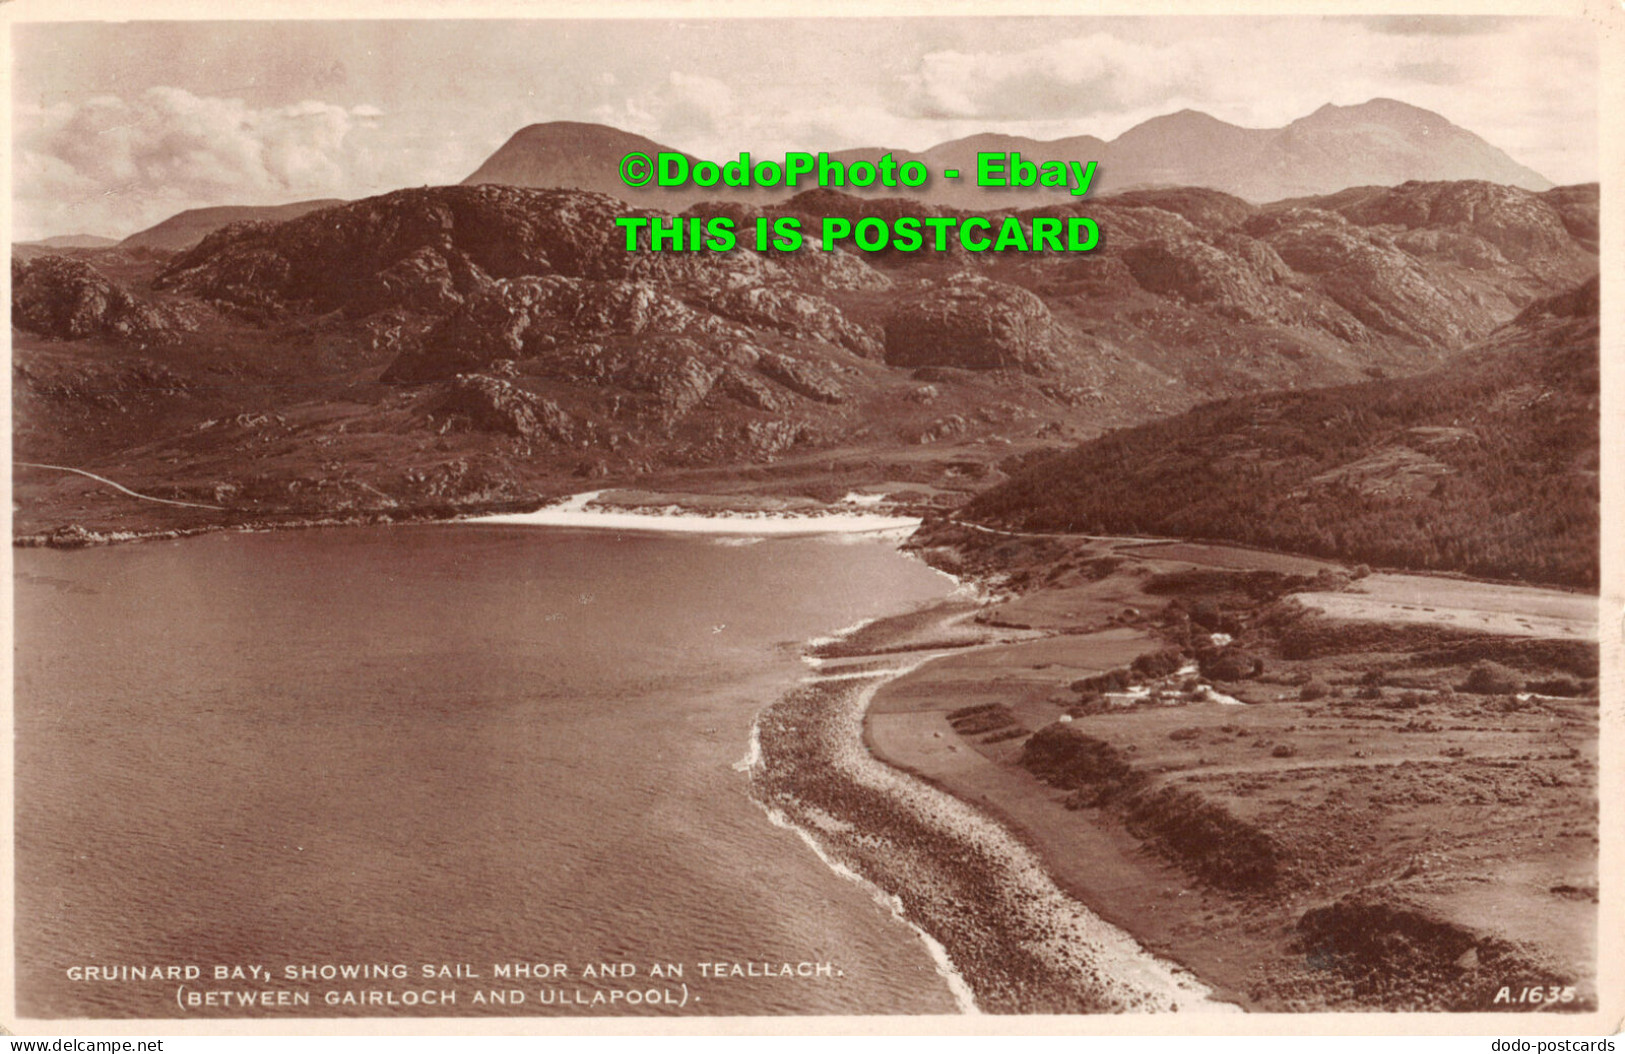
[462,491,1231,1013]
[747,607,1235,1015]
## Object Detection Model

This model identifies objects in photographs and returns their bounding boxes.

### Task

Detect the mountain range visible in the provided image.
[82,99,1556,254]
[11,170,1597,559]
[466,99,1552,210]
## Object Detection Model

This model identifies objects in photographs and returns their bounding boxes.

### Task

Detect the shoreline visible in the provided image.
[856,638,1258,1010]
[19,493,1595,1013]
[469,490,924,536]
[13,488,930,550]
[747,596,1236,1014]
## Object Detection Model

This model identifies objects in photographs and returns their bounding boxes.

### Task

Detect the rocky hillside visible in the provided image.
[964,276,1600,588]
[11,177,1596,539]
[12,255,203,344]
[464,100,1552,208]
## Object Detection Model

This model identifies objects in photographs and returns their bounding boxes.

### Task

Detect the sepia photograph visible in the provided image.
[5,0,1617,1034]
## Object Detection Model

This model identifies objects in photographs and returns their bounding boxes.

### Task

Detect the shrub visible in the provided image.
[950,703,1021,735]
[1271,743,1297,758]
[1463,661,1523,696]
[1020,726,1144,802]
[1527,675,1588,698]
[1072,668,1131,694]
[1123,786,1280,891]
[1201,649,1262,682]
[1132,648,1185,679]
[1299,680,1330,701]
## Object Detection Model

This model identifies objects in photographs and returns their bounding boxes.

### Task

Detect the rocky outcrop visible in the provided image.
[156,186,648,314]
[755,352,846,404]
[435,374,574,443]
[883,274,1056,370]
[718,366,791,412]
[383,275,730,383]
[360,245,495,315]
[12,256,198,344]
[652,356,723,418]
[703,283,882,358]
[1121,236,1295,324]
[1245,210,1493,346]
[1326,180,1590,280]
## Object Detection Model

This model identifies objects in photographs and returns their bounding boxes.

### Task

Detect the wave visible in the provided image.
[736,685,980,1014]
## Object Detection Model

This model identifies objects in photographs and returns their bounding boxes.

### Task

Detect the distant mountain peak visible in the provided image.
[460,99,1553,205]
[1300,97,1452,127]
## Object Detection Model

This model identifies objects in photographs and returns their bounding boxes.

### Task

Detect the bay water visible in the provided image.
[13,524,960,1017]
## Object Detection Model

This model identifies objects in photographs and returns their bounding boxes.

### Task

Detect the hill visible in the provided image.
[461,121,708,208]
[18,234,119,250]
[462,100,1552,207]
[120,199,347,252]
[12,178,1595,542]
[963,276,1599,587]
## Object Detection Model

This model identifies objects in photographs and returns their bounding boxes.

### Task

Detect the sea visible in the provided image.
[12,523,963,1017]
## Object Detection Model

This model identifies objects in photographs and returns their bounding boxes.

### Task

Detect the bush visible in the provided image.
[1132,648,1185,679]
[1299,679,1330,701]
[949,703,1021,735]
[1201,648,1262,682]
[1271,743,1297,758]
[1463,661,1523,696]
[1527,675,1588,698]
[1072,669,1131,694]
[1020,726,1144,802]
[1123,786,1280,891]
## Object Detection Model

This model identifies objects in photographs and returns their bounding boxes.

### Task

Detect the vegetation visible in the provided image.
[1021,725,1281,890]
[1462,661,1523,695]
[965,279,1598,588]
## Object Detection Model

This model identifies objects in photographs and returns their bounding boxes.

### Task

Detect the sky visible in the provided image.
[10,14,1601,240]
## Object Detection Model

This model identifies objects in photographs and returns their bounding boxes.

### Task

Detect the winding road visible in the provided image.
[15,461,224,510]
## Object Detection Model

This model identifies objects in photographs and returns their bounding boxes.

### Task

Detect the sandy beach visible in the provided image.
[472,490,922,536]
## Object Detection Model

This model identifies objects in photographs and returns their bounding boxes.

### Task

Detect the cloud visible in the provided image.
[899,34,1207,122]
[13,86,384,239]
[590,71,739,148]
[1356,16,1506,37]
[1389,60,1467,86]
